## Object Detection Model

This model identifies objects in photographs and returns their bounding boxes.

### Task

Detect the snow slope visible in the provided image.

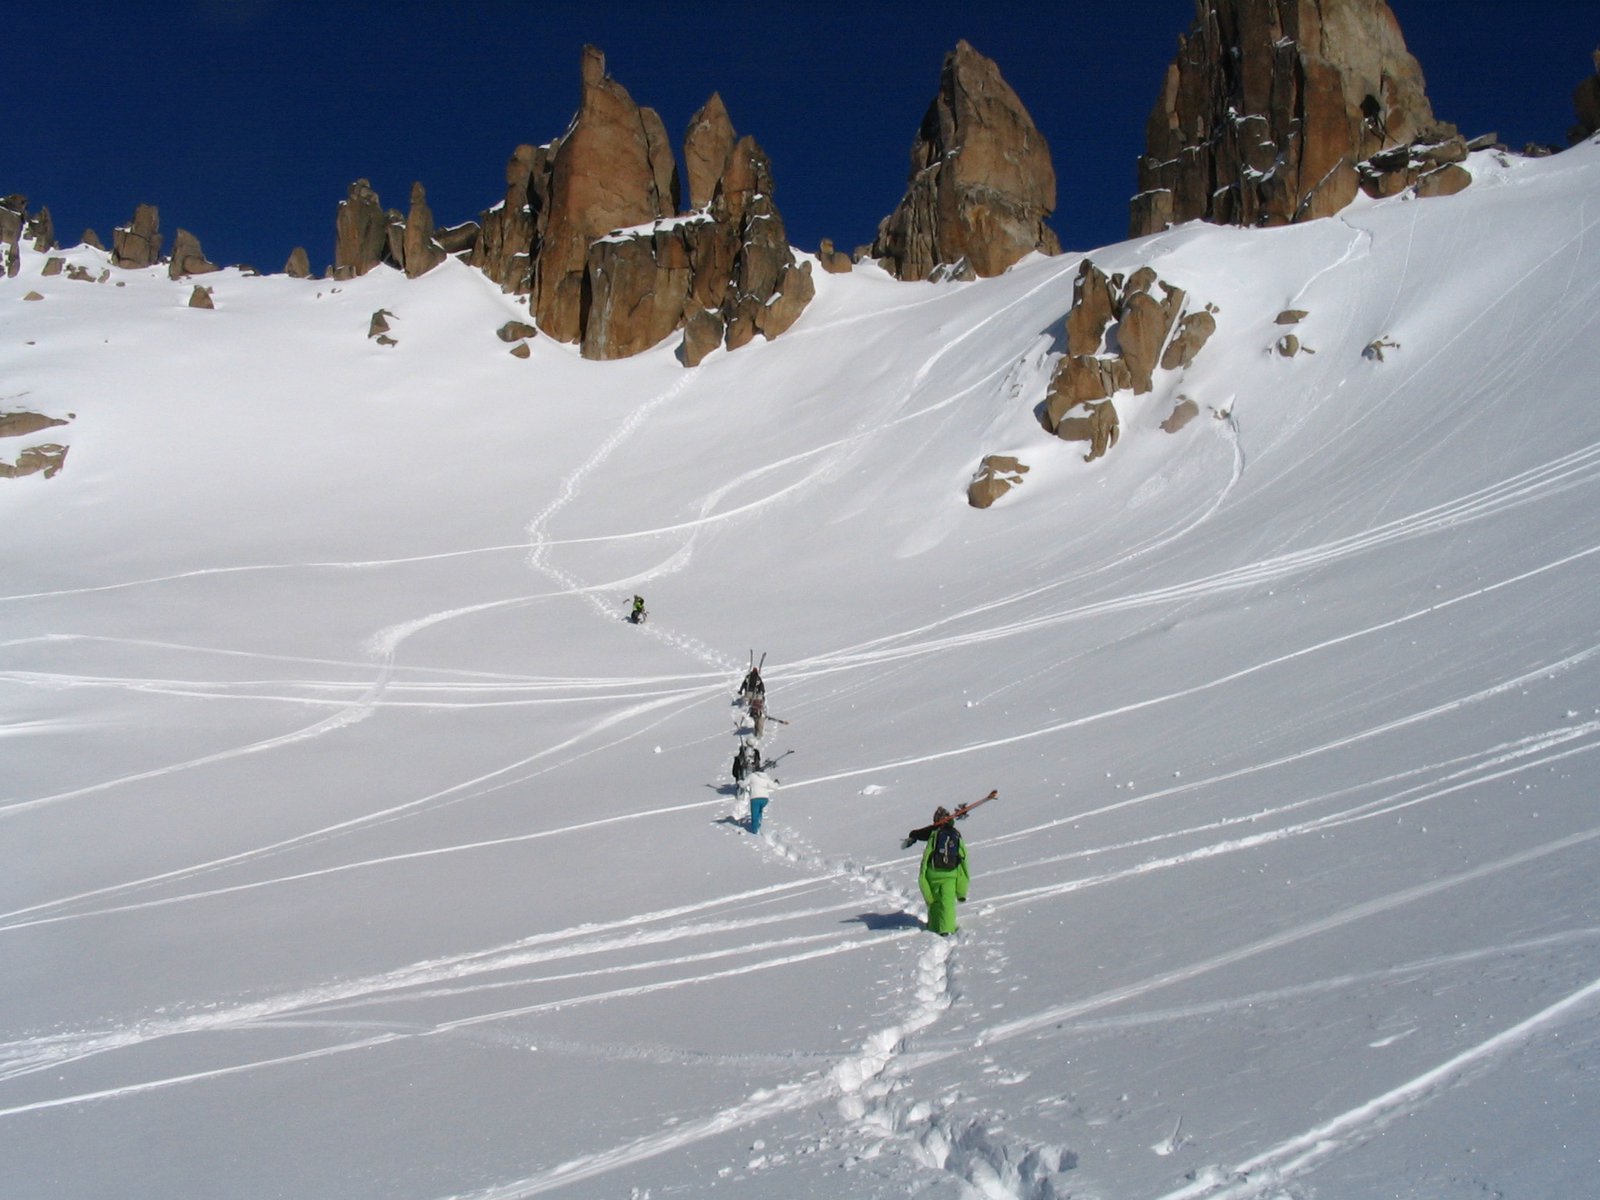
[4,139,1600,1199]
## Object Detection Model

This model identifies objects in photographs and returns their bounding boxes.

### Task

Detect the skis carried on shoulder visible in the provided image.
[902,790,997,847]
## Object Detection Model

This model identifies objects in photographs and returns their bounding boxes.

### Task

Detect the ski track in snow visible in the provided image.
[8,197,1600,1198]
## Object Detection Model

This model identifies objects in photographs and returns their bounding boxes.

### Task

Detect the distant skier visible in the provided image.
[905,806,969,935]
[629,595,647,625]
[747,767,776,834]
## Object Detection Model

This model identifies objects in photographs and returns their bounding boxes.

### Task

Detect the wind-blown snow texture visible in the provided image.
[4,142,1600,1199]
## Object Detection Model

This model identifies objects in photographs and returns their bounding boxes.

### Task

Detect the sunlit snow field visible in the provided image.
[3,141,1599,1199]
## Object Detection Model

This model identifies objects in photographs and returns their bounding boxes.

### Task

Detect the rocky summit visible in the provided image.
[872,40,1059,280]
[532,45,681,345]
[1130,0,1457,235]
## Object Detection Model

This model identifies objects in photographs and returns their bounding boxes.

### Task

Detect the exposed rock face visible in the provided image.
[0,195,23,277]
[285,246,312,277]
[401,182,448,278]
[188,285,215,309]
[712,136,815,350]
[0,411,68,438]
[1161,398,1201,433]
[1043,259,1215,459]
[683,93,736,210]
[1,409,71,480]
[26,206,53,252]
[497,320,537,342]
[1572,49,1600,143]
[1131,0,1454,236]
[435,220,479,256]
[112,204,163,268]
[967,455,1029,508]
[581,130,814,362]
[334,179,391,278]
[168,228,219,278]
[81,229,104,250]
[534,46,681,344]
[476,144,553,294]
[0,443,68,479]
[582,224,695,359]
[1160,308,1218,370]
[871,40,1059,280]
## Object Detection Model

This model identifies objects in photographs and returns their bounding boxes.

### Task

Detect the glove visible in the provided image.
[957,896,967,903]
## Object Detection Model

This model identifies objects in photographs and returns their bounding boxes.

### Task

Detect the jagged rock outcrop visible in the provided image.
[168,228,219,278]
[1572,48,1600,143]
[25,206,53,252]
[188,284,215,309]
[1161,307,1218,370]
[683,93,736,210]
[0,195,23,277]
[967,455,1029,508]
[476,144,554,294]
[112,204,163,268]
[285,246,311,278]
[1043,260,1214,460]
[81,229,104,250]
[334,179,391,278]
[533,46,680,344]
[871,40,1059,280]
[1131,0,1460,236]
[581,126,813,363]
[401,182,447,278]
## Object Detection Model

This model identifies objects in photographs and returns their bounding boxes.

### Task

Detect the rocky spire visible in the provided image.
[871,40,1059,280]
[401,181,447,278]
[1130,0,1451,235]
[532,46,681,344]
[683,93,736,210]
[334,179,391,278]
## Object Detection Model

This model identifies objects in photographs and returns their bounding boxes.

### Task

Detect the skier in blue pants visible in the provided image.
[747,769,775,833]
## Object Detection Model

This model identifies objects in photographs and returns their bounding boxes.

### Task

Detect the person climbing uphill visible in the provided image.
[749,690,768,739]
[739,661,764,706]
[731,738,755,801]
[629,595,647,625]
[905,806,970,935]
[747,767,776,834]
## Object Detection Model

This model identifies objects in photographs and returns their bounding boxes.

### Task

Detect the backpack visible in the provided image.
[930,825,962,871]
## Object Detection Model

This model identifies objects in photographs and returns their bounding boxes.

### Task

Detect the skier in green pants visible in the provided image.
[906,806,969,935]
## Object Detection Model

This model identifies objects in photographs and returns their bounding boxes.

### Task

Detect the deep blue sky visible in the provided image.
[7,2,1595,273]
